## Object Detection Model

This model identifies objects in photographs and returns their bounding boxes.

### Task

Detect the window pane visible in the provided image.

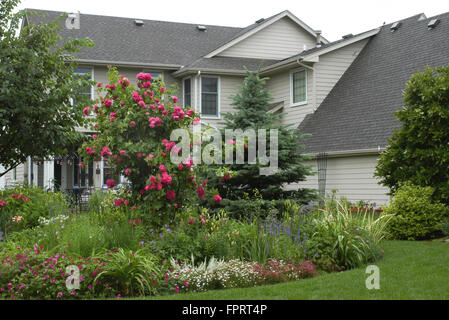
[73,68,93,106]
[202,93,218,116]
[184,78,191,108]
[144,71,162,80]
[103,159,120,185]
[293,70,306,103]
[74,158,80,187]
[88,161,94,186]
[202,77,218,93]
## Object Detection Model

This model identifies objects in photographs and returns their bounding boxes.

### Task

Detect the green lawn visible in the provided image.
[146,240,449,300]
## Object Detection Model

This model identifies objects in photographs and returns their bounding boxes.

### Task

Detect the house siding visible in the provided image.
[0,164,26,189]
[288,154,391,206]
[314,39,369,107]
[266,39,369,128]
[218,17,317,60]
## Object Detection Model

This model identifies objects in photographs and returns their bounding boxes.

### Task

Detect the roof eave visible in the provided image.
[75,59,182,70]
[303,147,386,158]
[172,67,248,78]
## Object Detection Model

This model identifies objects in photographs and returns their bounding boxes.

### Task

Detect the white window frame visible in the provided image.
[200,76,221,119]
[183,77,192,109]
[290,68,308,107]
[72,66,94,113]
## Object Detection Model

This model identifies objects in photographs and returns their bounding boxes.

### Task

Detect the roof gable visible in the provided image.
[204,10,327,59]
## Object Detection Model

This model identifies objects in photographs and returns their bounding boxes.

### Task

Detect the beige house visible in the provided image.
[2,9,448,206]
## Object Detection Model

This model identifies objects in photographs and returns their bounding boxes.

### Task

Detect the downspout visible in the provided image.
[296,58,317,112]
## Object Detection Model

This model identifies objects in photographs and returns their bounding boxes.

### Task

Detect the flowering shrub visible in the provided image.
[169,257,258,293]
[80,67,217,227]
[0,185,69,234]
[0,246,118,299]
[0,245,164,299]
[88,187,133,226]
[252,259,316,285]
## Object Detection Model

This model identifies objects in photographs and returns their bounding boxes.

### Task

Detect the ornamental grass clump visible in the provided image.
[306,200,392,271]
[94,248,160,296]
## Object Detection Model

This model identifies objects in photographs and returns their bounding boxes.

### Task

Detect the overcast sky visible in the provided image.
[17,0,449,41]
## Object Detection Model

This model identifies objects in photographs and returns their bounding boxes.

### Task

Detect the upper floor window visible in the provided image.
[201,76,219,118]
[291,69,307,105]
[73,67,93,106]
[183,78,191,108]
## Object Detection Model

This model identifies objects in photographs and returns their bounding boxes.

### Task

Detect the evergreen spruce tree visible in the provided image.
[206,68,316,216]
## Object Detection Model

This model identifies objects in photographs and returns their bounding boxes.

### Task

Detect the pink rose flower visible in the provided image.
[104,99,112,108]
[130,121,136,127]
[214,195,223,204]
[197,186,205,199]
[106,179,115,189]
[166,190,176,201]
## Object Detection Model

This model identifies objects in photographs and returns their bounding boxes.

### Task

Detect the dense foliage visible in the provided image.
[0,0,94,177]
[382,183,448,240]
[375,66,449,205]
[206,68,315,218]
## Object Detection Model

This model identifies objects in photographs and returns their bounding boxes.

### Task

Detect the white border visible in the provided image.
[182,77,192,109]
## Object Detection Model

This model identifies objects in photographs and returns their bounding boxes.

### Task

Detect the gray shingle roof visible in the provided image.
[26,9,244,66]
[299,12,449,154]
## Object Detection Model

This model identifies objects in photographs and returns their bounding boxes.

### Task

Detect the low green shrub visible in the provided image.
[383,183,449,240]
[441,218,449,237]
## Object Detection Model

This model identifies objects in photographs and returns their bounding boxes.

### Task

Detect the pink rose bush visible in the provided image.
[80,67,219,226]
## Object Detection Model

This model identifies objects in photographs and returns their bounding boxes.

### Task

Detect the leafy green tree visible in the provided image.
[0,0,94,177]
[375,66,449,205]
[206,68,315,216]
